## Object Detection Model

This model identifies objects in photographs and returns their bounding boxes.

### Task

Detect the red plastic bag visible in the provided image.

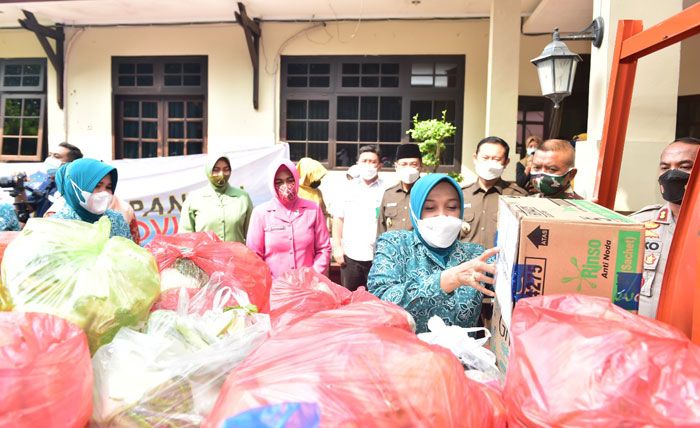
[0,312,93,428]
[151,273,255,315]
[146,232,272,312]
[269,268,381,329]
[0,231,19,265]
[503,294,700,427]
[205,304,504,428]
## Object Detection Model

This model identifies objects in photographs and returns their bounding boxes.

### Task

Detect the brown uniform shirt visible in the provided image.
[377,183,413,237]
[461,179,527,248]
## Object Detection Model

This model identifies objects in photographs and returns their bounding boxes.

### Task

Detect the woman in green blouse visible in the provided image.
[179,155,253,242]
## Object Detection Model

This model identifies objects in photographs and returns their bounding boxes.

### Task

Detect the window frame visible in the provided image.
[112,56,207,96]
[280,55,465,171]
[112,56,208,159]
[0,58,47,162]
[0,58,46,93]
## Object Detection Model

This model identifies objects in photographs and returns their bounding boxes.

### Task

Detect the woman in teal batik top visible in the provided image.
[367,174,499,333]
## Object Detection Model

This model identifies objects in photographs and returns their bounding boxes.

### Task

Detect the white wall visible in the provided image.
[41,20,490,166]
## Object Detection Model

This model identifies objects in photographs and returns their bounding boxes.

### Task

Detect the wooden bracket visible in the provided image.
[235,2,261,110]
[18,10,65,109]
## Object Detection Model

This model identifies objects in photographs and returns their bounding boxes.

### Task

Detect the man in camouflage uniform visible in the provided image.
[630,137,699,318]
[529,139,583,200]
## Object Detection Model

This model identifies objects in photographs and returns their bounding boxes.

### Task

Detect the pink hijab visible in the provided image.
[269,160,300,209]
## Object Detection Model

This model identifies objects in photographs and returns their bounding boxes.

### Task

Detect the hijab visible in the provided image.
[296,157,327,210]
[206,155,231,193]
[57,158,117,223]
[409,174,464,264]
[269,160,300,209]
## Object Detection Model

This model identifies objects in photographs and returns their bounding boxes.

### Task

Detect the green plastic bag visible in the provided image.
[1,216,160,353]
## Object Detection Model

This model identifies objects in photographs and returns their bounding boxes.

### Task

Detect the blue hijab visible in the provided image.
[409,174,464,264]
[56,158,118,223]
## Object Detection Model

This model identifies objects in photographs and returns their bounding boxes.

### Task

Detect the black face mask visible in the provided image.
[658,169,690,204]
[310,180,322,189]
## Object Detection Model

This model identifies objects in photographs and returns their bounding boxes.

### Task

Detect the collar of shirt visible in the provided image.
[467,179,507,195]
[392,183,410,194]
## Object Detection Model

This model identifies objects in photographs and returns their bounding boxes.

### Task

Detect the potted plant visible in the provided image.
[406,110,461,180]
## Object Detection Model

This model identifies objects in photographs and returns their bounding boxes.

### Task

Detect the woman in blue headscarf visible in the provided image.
[367,174,499,333]
[52,158,132,239]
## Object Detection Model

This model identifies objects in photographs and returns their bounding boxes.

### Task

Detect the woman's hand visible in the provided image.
[440,247,500,295]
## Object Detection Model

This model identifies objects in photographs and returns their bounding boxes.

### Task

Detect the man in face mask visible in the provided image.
[332,145,385,291]
[461,136,526,248]
[630,137,699,319]
[34,142,84,217]
[377,143,422,237]
[529,139,583,200]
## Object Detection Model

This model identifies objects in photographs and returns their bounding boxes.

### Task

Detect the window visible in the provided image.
[0,59,46,161]
[516,96,549,157]
[112,56,207,158]
[677,95,700,139]
[281,56,465,169]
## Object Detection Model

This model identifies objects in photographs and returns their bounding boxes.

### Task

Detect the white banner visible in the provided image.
[1,144,290,245]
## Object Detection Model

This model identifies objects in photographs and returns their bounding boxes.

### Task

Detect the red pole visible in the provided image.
[657,155,700,341]
[593,20,643,209]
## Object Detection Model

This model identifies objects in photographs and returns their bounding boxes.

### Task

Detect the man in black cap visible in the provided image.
[376,143,423,237]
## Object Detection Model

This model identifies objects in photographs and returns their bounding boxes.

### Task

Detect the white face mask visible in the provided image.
[413,214,463,248]
[71,180,113,215]
[474,159,505,181]
[359,165,378,181]
[43,156,62,172]
[526,147,537,156]
[397,167,420,185]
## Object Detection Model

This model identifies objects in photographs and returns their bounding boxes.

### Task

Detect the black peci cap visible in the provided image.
[395,143,422,161]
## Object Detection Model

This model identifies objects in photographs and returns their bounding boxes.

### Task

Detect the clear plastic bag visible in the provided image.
[418,315,502,383]
[504,294,700,427]
[92,279,271,427]
[205,302,503,428]
[1,216,160,354]
[146,232,272,312]
[0,312,93,428]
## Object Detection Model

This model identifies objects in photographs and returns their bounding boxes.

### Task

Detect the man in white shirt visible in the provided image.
[332,145,385,290]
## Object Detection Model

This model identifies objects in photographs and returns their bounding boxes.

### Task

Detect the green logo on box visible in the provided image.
[615,230,640,273]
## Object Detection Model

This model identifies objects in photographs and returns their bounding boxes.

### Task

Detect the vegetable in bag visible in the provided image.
[1,217,160,354]
[504,294,700,427]
[205,302,504,428]
[0,312,93,428]
[92,281,270,428]
[146,232,272,312]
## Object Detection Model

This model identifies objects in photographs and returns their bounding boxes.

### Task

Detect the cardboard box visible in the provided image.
[489,196,645,371]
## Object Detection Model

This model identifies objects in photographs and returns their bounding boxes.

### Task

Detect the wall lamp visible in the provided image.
[531,17,605,108]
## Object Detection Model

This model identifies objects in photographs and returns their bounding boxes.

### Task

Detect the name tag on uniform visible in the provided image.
[265,225,285,232]
[386,202,398,207]
[644,238,662,270]
[641,270,656,298]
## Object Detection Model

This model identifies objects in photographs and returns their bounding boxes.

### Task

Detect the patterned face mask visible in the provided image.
[276,183,296,202]
[530,169,573,196]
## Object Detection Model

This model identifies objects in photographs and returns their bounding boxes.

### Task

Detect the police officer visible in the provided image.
[377,144,422,237]
[630,137,699,318]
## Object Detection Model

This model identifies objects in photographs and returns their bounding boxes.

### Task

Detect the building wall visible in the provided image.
[0,28,64,149]
[2,20,492,166]
[679,33,700,96]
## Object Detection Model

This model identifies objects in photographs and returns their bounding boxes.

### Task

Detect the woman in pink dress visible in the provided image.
[246,160,331,278]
